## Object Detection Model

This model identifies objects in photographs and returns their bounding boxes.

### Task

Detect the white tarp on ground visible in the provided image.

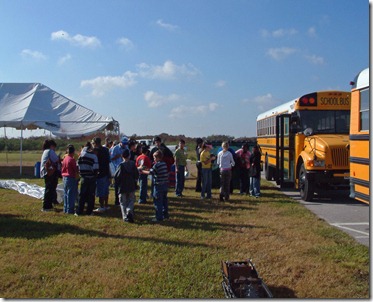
[0,180,64,203]
[0,83,119,137]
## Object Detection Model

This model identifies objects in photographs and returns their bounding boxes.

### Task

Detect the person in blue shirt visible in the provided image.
[110,136,129,205]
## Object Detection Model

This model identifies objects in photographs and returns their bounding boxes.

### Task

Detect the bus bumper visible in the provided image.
[305,170,350,187]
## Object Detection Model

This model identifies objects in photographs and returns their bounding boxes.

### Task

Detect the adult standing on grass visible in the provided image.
[110,136,129,205]
[76,142,99,216]
[114,149,139,223]
[195,138,203,192]
[92,137,111,213]
[249,145,261,198]
[140,150,169,222]
[174,138,188,197]
[135,145,151,204]
[200,141,215,200]
[40,139,60,212]
[61,144,78,214]
[235,143,251,195]
[217,141,235,202]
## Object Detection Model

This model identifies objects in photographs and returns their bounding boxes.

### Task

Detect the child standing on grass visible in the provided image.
[114,149,139,223]
[140,150,169,222]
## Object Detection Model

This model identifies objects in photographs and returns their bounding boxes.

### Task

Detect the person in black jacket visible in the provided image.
[249,145,261,198]
[114,149,139,223]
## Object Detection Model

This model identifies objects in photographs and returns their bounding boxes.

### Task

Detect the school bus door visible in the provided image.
[276,114,295,188]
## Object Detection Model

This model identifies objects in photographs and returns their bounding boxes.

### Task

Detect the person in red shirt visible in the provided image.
[135,145,152,204]
[61,145,78,214]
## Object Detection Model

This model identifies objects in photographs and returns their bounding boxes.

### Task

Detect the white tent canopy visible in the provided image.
[0,83,119,137]
[0,83,119,175]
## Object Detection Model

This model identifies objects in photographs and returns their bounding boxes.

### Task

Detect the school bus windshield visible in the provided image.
[299,110,350,134]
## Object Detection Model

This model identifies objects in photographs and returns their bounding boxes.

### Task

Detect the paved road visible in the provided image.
[267,179,369,247]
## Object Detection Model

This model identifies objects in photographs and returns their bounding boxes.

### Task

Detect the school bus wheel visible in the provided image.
[299,163,315,201]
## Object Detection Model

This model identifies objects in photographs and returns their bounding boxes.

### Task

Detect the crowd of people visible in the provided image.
[40,136,262,223]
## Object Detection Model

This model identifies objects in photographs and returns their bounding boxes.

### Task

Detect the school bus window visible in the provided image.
[299,110,349,134]
[360,88,369,131]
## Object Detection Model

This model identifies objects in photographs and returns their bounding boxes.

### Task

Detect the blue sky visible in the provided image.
[0,0,369,138]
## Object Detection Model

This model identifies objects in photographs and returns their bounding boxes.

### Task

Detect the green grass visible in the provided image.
[0,173,369,298]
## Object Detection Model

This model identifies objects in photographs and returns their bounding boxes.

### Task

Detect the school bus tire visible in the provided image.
[299,163,314,201]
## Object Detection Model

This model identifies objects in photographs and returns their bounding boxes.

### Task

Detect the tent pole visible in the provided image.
[20,127,23,176]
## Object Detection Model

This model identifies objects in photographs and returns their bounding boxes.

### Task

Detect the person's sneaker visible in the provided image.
[105,206,111,210]
[41,208,54,212]
[74,213,79,216]
[94,207,106,212]
[150,218,162,223]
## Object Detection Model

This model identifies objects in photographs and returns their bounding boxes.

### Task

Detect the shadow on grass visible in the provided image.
[0,214,213,248]
[268,285,297,298]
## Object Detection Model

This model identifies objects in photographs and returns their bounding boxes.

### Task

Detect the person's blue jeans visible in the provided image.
[249,176,261,197]
[153,183,168,221]
[138,174,148,203]
[175,165,185,196]
[63,176,78,214]
[201,168,212,198]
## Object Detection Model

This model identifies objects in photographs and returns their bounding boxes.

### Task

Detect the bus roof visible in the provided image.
[256,99,296,121]
[351,67,369,90]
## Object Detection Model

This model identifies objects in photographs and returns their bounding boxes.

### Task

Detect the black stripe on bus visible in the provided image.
[350,177,370,188]
[350,157,370,165]
[354,191,370,203]
[350,134,370,141]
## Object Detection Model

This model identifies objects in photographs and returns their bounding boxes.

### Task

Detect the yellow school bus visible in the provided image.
[349,68,369,204]
[257,91,351,201]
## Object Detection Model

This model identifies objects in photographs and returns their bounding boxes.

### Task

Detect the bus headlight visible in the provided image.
[306,160,325,167]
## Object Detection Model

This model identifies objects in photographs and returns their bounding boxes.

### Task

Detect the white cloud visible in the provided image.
[144,91,180,108]
[80,71,137,97]
[261,28,298,38]
[266,47,297,60]
[156,19,179,31]
[308,27,317,37]
[304,54,324,65]
[57,54,72,65]
[51,30,101,48]
[169,102,219,119]
[20,49,47,60]
[117,37,134,50]
[214,80,227,87]
[138,60,199,80]
[242,93,277,112]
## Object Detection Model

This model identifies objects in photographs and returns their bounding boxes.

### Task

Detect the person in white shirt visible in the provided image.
[217,142,235,201]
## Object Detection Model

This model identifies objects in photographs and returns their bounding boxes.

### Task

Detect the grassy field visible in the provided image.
[0,162,369,298]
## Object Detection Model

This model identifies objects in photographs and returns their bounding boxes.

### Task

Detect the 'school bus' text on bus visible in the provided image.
[257,90,351,201]
[349,68,369,204]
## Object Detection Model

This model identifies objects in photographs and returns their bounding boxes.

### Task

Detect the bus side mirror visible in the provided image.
[304,128,313,136]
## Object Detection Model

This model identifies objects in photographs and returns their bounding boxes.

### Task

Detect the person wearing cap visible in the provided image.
[91,137,111,212]
[114,148,139,223]
[110,136,129,205]
[200,141,216,200]
[61,144,78,214]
